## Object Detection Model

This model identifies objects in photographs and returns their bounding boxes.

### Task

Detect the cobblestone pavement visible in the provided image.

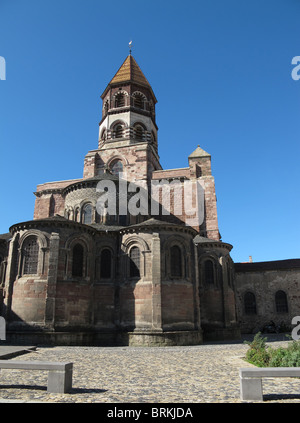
[0,339,299,403]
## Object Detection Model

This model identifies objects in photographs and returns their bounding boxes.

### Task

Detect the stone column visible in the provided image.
[45,232,60,329]
[220,255,231,327]
[193,244,201,330]
[3,234,19,320]
[151,233,162,331]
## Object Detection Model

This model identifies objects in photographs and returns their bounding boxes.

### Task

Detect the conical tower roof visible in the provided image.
[101,55,157,102]
[109,55,151,87]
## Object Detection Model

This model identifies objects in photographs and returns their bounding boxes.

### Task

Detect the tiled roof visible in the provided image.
[109,55,151,88]
[235,259,300,272]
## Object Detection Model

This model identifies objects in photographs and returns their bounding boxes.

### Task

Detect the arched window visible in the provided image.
[72,244,84,277]
[114,124,123,138]
[244,292,257,315]
[204,260,214,284]
[133,93,144,109]
[22,236,39,275]
[134,125,144,141]
[101,128,107,141]
[115,93,125,108]
[110,159,123,177]
[275,290,288,313]
[100,249,112,279]
[129,246,140,278]
[82,203,93,224]
[74,207,80,223]
[170,245,182,278]
[49,195,55,217]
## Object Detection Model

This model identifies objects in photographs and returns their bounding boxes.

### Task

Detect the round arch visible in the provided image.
[18,230,49,277]
[162,234,190,280]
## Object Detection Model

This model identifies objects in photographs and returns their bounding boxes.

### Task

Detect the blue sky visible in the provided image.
[0,0,299,263]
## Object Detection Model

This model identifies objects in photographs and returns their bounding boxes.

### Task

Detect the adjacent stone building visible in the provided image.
[0,53,298,345]
[235,259,300,334]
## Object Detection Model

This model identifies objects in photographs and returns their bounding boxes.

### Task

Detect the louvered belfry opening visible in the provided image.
[115,93,125,108]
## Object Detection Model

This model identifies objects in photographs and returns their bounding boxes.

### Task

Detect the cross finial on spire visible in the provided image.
[129,40,132,55]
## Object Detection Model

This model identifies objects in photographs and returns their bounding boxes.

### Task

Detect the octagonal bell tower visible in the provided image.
[83,53,162,183]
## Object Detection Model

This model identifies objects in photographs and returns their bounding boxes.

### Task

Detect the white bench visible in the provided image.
[0,360,73,393]
[240,367,300,401]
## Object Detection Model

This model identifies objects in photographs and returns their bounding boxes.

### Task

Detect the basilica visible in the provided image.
[0,54,298,345]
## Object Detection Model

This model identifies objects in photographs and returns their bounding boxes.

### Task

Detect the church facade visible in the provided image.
[0,54,298,346]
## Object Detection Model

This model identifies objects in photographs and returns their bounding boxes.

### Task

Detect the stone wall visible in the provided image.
[34,179,81,220]
[83,142,161,181]
[1,219,209,345]
[197,240,238,340]
[235,259,300,334]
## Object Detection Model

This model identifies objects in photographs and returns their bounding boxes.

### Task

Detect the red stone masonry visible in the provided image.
[34,179,82,220]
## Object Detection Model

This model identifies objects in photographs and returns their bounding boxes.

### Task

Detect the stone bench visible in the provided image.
[240,367,300,401]
[0,360,73,393]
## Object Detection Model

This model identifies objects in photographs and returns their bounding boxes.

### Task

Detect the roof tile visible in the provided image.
[109,55,151,87]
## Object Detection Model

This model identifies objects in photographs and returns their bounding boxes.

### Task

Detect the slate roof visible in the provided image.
[194,234,233,251]
[194,235,219,243]
[62,172,123,195]
[122,218,198,236]
[189,145,211,158]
